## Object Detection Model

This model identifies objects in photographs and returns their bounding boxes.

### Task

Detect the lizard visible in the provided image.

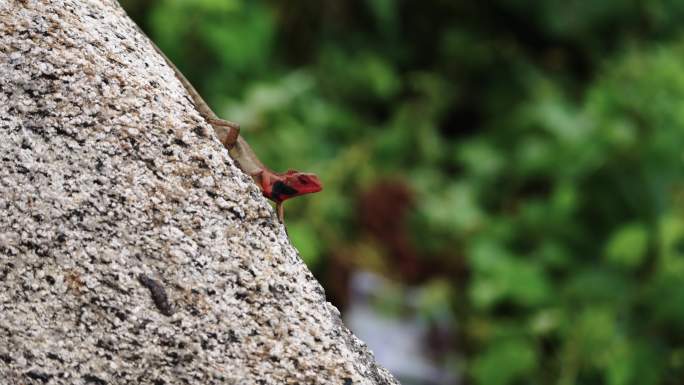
[134,24,323,223]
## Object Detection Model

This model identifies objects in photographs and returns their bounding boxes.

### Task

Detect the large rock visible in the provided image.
[0,1,398,384]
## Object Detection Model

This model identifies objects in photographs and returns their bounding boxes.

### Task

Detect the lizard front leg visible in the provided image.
[255,170,286,224]
[276,202,285,223]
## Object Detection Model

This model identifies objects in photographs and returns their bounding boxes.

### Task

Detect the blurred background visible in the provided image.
[121,1,684,384]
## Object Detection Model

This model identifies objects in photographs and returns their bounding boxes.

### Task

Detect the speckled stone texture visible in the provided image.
[0,1,399,384]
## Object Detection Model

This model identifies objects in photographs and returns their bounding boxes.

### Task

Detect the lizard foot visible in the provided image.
[207,118,240,148]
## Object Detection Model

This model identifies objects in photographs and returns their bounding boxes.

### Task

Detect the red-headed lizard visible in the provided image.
[135,25,323,223]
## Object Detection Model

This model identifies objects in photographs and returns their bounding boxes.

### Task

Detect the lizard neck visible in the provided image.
[259,169,277,200]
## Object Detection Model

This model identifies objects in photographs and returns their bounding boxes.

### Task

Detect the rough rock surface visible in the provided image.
[0,0,399,384]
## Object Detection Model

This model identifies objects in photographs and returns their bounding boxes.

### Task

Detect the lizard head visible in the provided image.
[265,170,323,203]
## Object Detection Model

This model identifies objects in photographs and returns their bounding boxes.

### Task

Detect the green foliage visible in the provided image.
[604,223,648,269]
[122,0,684,383]
[472,337,537,385]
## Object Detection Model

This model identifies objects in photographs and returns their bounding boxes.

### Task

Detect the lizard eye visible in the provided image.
[298,176,309,184]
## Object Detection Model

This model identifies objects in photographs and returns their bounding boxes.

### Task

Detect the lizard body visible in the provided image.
[135,24,322,222]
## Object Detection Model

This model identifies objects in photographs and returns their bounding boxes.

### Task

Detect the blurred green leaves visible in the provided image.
[469,240,551,309]
[604,223,648,269]
[472,337,537,385]
[124,0,684,383]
